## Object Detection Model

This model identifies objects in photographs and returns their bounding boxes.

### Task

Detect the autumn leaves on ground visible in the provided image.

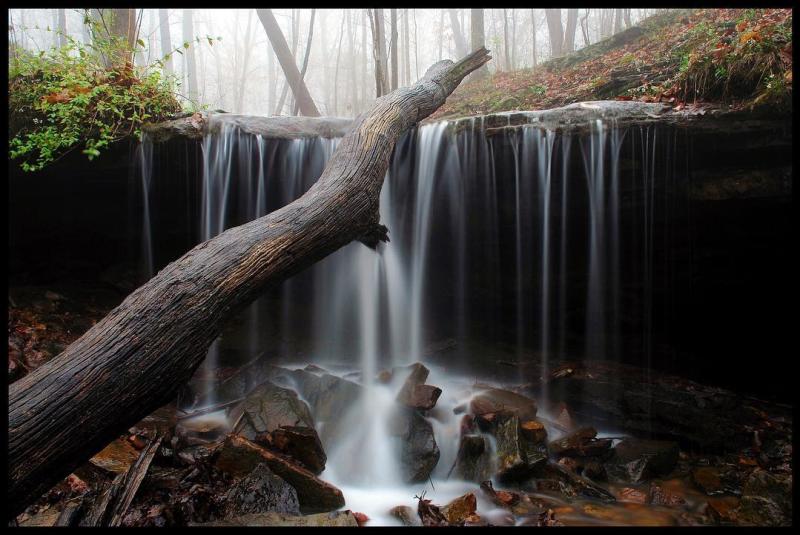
[431,8,792,121]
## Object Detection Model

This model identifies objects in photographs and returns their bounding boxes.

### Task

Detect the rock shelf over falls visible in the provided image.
[9,101,792,527]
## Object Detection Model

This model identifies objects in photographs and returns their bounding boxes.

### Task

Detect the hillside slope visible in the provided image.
[432,8,792,120]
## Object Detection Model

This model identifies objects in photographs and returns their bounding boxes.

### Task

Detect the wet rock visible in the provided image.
[352,511,369,527]
[470,388,537,422]
[175,442,221,467]
[287,370,362,442]
[649,481,686,507]
[176,416,229,446]
[89,437,141,476]
[450,434,493,482]
[531,462,617,502]
[479,480,520,508]
[302,364,328,375]
[494,413,547,482]
[704,497,740,524]
[554,402,576,431]
[548,427,612,458]
[605,438,679,483]
[416,493,448,527]
[142,466,186,491]
[17,506,62,527]
[737,468,792,527]
[619,487,649,504]
[396,362,430,405]
[583,460,608,481]
[691,466,724,495]
[389,409,440,482]
[190,510,358,527]
[222,463,300,517]
[269,426,327,474]
[401,384,442,411]
[389,505,419,526]
[520,420,548,443]
[213,435,344,513]
[440,492,477,525]
[234,382,315,441]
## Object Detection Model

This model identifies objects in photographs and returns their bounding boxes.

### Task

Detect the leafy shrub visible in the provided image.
[9,32,182,172]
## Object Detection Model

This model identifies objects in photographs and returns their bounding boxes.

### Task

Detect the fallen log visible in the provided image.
[8,48,492,517]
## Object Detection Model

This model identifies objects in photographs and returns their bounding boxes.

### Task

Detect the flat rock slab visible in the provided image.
[89,438,141,476]
[270,426,327,475]
[190,510,358,527]
[213,435,344,513]
[470,388,538,422]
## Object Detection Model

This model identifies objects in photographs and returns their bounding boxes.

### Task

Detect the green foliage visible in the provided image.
[9,29,185,172]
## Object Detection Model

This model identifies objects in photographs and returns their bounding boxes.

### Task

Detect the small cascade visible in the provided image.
[137,133,155,280]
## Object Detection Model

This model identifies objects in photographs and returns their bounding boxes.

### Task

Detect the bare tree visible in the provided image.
[333,12,346,114]
[613,9,623,34]
[545,9,563,59]
[257,8,320,117]
[182,9,198,103]
[390,9,398,91]
[367,8,389,97]
[158,9,174,75]
[235,10,256,113]
[448,9,468,58]
[292,9,316,116]
[56,9,67,48]
[580,9,591,47]
[531,9,538,67]
[274,10,300,115]
[624,9,632,28]
[502,9,511,71]
[470,9,489,79]
[402,9,411,86]
[563,9,579,54]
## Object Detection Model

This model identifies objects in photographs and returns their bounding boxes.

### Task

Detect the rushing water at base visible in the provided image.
[139,111,686,524]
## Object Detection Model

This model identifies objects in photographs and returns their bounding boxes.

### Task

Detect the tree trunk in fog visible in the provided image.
[274,10,299,116]
[258,9,320,117]
[158,9,174,75]
[56,9,67,48]
[267,44,276,114]
[235,11,256,113]
[390,9,398,91]
[402,9,411,86]
[347,11,357,115]
[368,8,389,97]
[580,9,591,47]
[531,9,538,67]
[360,10,367,108]
[563,9,578,54]
[182,9,199,103]
[624,9,632,29]
[613,9,623,34]
[437,10,444,60]
[95,9,136,69]
[502,9,511,71]
[8,48,492,519]
[333,13,346,115]
[545,9,564,59]
[292,9,316,116]
[448,9,468,58]
[470,9,490,79]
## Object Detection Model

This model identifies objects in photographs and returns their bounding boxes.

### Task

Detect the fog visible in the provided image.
[8,8,661,117]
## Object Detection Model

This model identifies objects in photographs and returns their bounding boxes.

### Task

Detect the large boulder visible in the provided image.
[396,362,430,405]
[213,435,344,513]
[604,438,680,483]
[440,492,478,525]
[401,384,443,411]
[221,463,300,517]
[286,370,362,445]
[388,408,440,482]
[234,382,315,441]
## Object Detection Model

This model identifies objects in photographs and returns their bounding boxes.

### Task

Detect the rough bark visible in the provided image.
[258,9,320,117]
[8,47,492,518]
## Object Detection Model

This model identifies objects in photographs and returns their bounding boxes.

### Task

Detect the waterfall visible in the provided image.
[138,111,681,523]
